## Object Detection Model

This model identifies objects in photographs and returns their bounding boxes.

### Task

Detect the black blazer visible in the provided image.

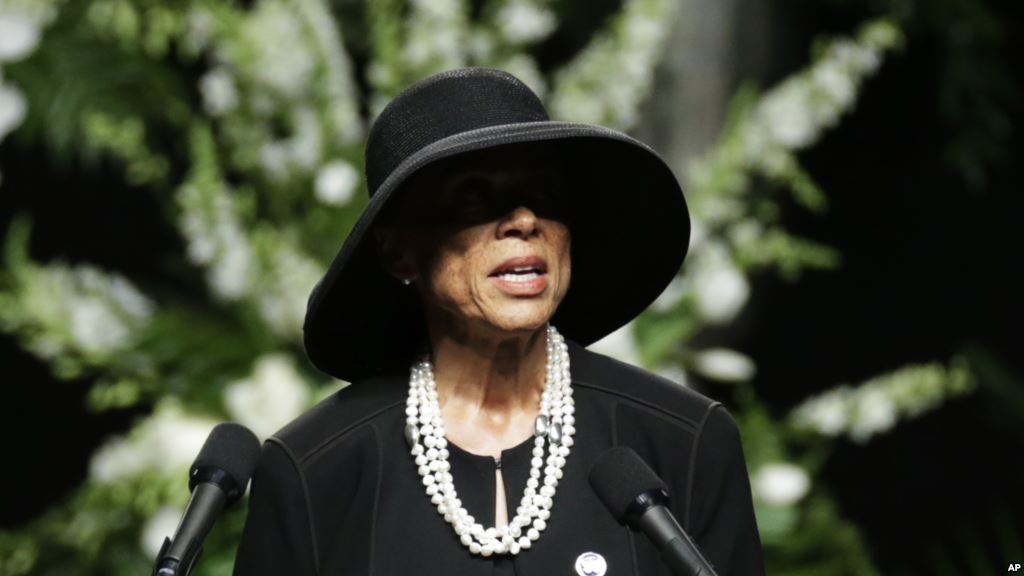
[233,338,765,575]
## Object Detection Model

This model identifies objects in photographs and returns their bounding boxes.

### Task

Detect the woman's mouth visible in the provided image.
[488,257,549,296]
[490,269,548,295]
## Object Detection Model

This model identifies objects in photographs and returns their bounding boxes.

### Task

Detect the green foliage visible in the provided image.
[761,493,880,575]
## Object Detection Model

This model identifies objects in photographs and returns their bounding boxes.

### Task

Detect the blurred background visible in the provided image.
[0,0,1021,574]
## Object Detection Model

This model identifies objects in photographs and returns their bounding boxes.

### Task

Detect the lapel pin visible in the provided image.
[575,551,608,576]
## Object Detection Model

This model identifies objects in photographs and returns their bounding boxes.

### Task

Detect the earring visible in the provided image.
[401,278,412,286]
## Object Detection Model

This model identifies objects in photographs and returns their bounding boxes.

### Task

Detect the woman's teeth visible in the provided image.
[497,272,541,282]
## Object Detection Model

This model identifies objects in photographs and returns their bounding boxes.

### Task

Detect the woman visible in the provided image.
[233,68,765,575]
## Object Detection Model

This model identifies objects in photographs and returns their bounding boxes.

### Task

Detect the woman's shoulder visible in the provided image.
[566,338,721,430]
[266,368,408,465]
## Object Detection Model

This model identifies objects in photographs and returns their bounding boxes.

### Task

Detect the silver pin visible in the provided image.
[575,552,608,576]
[404,424,419,448]
[534,414,549,437]
[549,421,563,445]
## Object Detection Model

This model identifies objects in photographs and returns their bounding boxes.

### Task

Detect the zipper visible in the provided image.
[494,456,502,470]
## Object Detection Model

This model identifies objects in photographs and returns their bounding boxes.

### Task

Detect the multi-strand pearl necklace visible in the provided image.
[404,324,576,556]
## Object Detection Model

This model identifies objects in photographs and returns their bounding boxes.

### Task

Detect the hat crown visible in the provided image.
[365,68,549,196]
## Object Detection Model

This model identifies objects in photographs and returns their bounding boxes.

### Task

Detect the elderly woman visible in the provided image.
[233,68,764,576]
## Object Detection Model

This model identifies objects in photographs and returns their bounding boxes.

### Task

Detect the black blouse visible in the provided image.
[233,339,765,575]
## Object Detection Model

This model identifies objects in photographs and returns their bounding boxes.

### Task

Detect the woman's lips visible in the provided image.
[489,269,548,296]
[488,255,549,296]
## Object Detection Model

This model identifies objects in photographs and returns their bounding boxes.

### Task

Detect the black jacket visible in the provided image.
[233,338,765,575]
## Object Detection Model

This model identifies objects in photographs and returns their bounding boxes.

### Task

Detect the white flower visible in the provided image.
[752,462,810,506]
[0,13,40,62]
[849,386,897,443]
[0,83,27,140]
[466,29,495,61]
[254,240,323,338]
[199,68,239,116]
[209,237,254,300]
[588,323,640,366]
[224,354,310,439]
[290,107,322,170]
[812,62,855,108]
[691,348,756,382]
[243,1,316,98]
[314,160,358,206]
[89,406,217,482]
[497,2,556,44]
[759,82,816,149]
[176,179,258,300]
[69,296,132,353]
[107,274,156,318]
[182,7,214,55]
[692,243,749,324]
[259,141,290,181]
[140,506,182,559]
[793,386,850,436]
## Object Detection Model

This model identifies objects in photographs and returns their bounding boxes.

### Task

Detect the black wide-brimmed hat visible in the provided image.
[303,67,690,382]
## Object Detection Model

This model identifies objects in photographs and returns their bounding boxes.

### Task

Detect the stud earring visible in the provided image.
[401,278,412,286]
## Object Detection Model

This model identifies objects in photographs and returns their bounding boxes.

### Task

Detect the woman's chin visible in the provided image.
[482,306,555,335]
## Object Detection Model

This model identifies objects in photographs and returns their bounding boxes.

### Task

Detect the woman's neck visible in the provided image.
[426,323,549,456]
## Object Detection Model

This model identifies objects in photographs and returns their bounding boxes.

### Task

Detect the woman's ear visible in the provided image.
[373,224,417,281]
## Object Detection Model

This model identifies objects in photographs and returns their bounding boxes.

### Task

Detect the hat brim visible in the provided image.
[303,121,690,381]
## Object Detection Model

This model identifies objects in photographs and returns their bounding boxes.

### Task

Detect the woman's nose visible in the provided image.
[496,206,538,238]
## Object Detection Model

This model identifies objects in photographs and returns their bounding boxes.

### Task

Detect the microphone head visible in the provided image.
[589,447,669,524]
[189,422,261,505]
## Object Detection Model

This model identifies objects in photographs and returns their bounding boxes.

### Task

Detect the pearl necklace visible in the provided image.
[404,324,576,556]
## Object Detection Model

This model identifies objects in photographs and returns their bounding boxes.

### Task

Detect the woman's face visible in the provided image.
[377,144,572,341]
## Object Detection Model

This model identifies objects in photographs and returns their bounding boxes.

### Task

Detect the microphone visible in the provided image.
[589,447,718,576]
[152,422,261,576]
